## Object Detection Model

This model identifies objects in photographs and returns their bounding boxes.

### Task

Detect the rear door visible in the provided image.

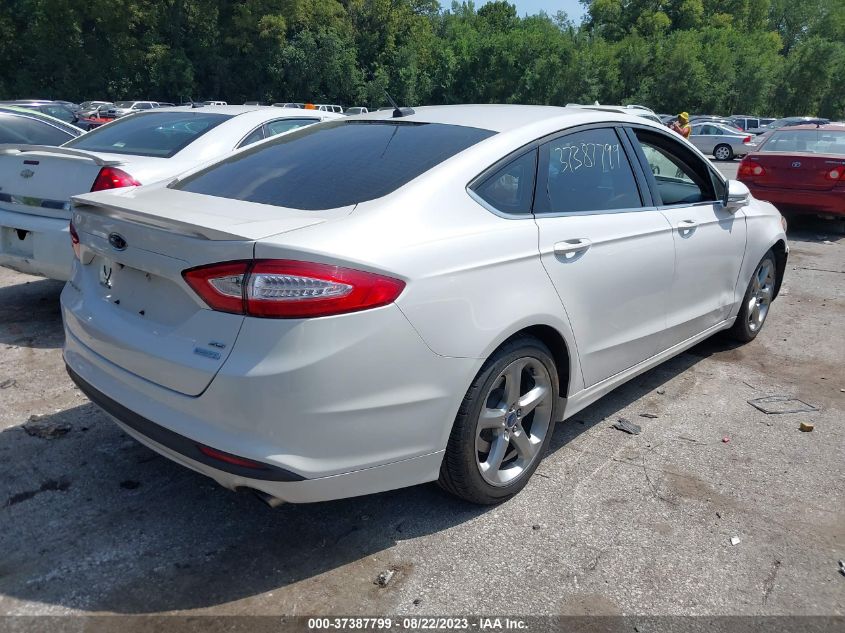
[691,124,717,154]
[627,127,746,347]
[533,125,676,387]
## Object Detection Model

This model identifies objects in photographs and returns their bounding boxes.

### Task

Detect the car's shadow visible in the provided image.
[0,328,737,613]
[0,277,64,349]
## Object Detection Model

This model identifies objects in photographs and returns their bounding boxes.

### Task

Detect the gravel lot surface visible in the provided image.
[0,161,842,619]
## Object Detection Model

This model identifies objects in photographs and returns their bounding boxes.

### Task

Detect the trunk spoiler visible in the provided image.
[0,144,124,167]
[71,189,336,241]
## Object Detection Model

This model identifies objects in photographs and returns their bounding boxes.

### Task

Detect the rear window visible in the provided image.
[175,120,496,210]
[64,111,232,157]
[760,130,845,156]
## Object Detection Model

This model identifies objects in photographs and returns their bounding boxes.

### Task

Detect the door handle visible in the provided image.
[554,238,592,256]
[677,219,698,232]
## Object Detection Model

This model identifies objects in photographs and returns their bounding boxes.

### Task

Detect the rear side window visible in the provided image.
[0,114,72,145]
[176,120,496,210]
[265,118,320,137]
[472,150,537,215]
[536,127,642,214]
[64,112,232,157]
[760,130,845,156]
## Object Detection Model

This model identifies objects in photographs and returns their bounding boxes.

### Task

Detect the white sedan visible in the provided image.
[0,105,342,280]
[62,105,788,505]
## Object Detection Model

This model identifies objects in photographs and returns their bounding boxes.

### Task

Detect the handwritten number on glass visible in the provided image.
[554,143,620,174]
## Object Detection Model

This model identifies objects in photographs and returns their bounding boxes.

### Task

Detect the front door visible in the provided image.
[533,126,676,387]
[628,127,747,347]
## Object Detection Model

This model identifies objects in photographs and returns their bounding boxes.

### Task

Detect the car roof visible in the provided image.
[154,104,308,116]
[353,104,654,133]
[775,123,845,132]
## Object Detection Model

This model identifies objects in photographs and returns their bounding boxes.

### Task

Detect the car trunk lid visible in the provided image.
[0,145,125,219]
[66,187,351,396]
[745,152,845,191]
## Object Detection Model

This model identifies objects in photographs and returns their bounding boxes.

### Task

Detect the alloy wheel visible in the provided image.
[747,258,775,332]
[474,357,553,487]
[714,145,732,161]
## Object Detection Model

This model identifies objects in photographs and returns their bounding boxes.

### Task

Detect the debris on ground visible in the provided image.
[374,570,395,587]
[722,437,731,443]
[119,480,141,490]
[730,536,741,546]
[23,416,71,439]
[532,524,541,530]
[612,418,641,435]
[413,598,422,606]
[747,395,819,415]
[839,560,845,577]
[656,388,666,395]
[799,422,815,432]
[640,413,659,419]
[0,378,16,389]
[677,435,698,443]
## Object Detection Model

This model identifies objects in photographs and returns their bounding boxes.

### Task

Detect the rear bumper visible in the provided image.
[747,186,845,216]
[62,285,479,503]
[0,207,73,280]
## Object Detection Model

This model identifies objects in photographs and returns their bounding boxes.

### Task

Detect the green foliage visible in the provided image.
[0,0,842,117]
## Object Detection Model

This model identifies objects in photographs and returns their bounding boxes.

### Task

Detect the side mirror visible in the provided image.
[724,179,750,212]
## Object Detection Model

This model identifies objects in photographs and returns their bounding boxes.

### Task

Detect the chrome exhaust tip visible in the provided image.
[252,489,285,508]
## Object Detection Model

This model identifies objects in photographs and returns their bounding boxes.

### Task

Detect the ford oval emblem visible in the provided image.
[20,169,34,178]
[791,161,802,168]
[108,233,127,251]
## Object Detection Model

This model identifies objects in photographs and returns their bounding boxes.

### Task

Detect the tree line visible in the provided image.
[1,0,843,118]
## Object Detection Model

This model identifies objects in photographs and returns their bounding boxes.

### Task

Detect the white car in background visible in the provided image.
[0,105,341,280]
[63,106,787,506]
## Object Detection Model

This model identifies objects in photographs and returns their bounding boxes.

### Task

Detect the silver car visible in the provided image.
[690,122,751,160]
[63,106,787,506]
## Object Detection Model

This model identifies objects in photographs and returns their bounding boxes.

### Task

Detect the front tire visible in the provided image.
[714,144,734,161]
[728,250,777,342]
[439,336,560,504]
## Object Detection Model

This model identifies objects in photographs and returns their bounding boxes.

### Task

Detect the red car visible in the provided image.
[738,123,845,217]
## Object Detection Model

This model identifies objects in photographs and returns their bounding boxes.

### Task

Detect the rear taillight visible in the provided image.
[743,136,752,143]
[738,159,766,179]
[69,220,80,260]
[183,260,405,319]
[825,167,845,182]
[90,166,141,192]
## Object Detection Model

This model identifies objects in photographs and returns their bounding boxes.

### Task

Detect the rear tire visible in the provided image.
[714,144,734,161]
[439,336,560,505]
[728,250,777,342]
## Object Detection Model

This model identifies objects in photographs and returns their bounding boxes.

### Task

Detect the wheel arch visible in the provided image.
[490,323,576,400]
[771,238,788,299]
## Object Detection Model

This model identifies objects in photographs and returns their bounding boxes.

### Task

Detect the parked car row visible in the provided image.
[1,103,790,507]
[0,105,342,280]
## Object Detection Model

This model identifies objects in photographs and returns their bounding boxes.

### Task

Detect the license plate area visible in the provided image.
[91,255,197,327]
[0,226,34,258]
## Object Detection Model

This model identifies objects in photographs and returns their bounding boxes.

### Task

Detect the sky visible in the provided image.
[480,0,587,21]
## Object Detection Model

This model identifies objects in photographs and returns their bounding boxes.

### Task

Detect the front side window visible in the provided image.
[175,120,496,210]
[536,127,642,214]
[633,129,717,206]
[473,150,537,215]
[64,111,232,157]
